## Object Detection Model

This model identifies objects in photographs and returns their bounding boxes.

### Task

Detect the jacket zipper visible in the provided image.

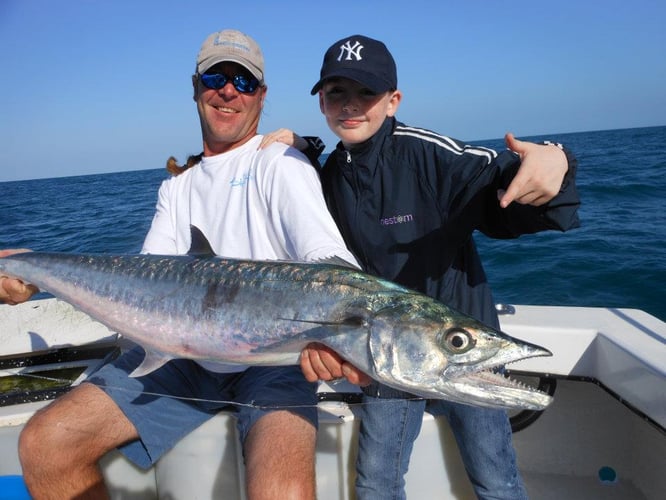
[343,148,370,270]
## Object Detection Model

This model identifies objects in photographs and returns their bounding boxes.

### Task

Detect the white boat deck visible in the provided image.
[501,304,666,430]
[1,299,665,499]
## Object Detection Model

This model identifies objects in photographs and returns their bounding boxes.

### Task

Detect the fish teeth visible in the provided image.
[468,370,546,394]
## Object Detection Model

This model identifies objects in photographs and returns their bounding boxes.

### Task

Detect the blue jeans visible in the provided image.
[355,384,528,500]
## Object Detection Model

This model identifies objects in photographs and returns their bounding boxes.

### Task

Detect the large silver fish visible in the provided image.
[0,228,553,410]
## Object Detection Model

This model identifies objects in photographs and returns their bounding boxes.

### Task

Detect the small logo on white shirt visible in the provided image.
[230,171,253,187]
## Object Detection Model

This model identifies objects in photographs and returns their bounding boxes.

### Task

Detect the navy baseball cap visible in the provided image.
[310,35,397,95]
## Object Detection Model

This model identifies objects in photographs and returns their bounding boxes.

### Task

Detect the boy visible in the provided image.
[300,34,580,499]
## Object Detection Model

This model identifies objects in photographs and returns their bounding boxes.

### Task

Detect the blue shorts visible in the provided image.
[87,346,318,469]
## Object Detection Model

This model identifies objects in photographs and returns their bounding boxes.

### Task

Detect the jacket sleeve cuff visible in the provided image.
[543,143,580,231]
[551,142,577,194]
[301,136,326,167]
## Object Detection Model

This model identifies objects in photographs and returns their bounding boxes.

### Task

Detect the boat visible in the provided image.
[1,296,664,499]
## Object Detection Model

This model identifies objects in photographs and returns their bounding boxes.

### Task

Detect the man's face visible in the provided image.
[319,77,401,148]
[193,62,266,155]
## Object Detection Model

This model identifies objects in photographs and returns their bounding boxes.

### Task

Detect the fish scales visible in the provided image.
[0,248,554,410]
[1,253,388,361]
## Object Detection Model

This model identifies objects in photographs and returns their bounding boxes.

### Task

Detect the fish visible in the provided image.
[0,227,553,410]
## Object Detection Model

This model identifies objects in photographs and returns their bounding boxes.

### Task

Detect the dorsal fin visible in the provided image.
[188,225,217,257]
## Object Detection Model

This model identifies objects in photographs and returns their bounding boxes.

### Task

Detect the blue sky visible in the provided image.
[1,0,664,181]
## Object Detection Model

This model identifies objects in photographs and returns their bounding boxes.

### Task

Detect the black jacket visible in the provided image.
[321,117,580,329]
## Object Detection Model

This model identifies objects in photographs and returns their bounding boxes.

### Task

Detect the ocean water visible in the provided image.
[1,126,665,322]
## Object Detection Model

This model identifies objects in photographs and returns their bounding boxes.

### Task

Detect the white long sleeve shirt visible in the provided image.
[143,136,357,263]
[141,136,358,372]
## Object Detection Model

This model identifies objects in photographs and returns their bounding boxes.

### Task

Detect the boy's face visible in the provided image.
[319,78,401,148]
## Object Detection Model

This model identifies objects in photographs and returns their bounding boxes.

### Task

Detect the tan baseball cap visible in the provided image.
[196,29,264,83]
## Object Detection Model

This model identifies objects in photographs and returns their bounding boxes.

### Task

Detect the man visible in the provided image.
[298,34,580,499]
[7,29,357,500]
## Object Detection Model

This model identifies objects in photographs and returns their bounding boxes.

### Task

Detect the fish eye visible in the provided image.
[442,328,476,353]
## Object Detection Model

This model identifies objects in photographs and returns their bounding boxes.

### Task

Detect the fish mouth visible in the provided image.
[446,369,554,410]
[432,340,554,410]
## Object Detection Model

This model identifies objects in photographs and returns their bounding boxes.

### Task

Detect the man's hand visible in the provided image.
[300,342,372,386]
[0,249,39,305]
[498,133,568,208]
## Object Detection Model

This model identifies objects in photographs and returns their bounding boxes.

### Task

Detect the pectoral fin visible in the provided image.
[129,351,173,378]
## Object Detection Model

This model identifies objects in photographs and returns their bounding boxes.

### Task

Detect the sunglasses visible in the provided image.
[200,72,260,94]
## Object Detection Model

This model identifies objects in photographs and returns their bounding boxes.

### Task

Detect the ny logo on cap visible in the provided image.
[337,40,363,62]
